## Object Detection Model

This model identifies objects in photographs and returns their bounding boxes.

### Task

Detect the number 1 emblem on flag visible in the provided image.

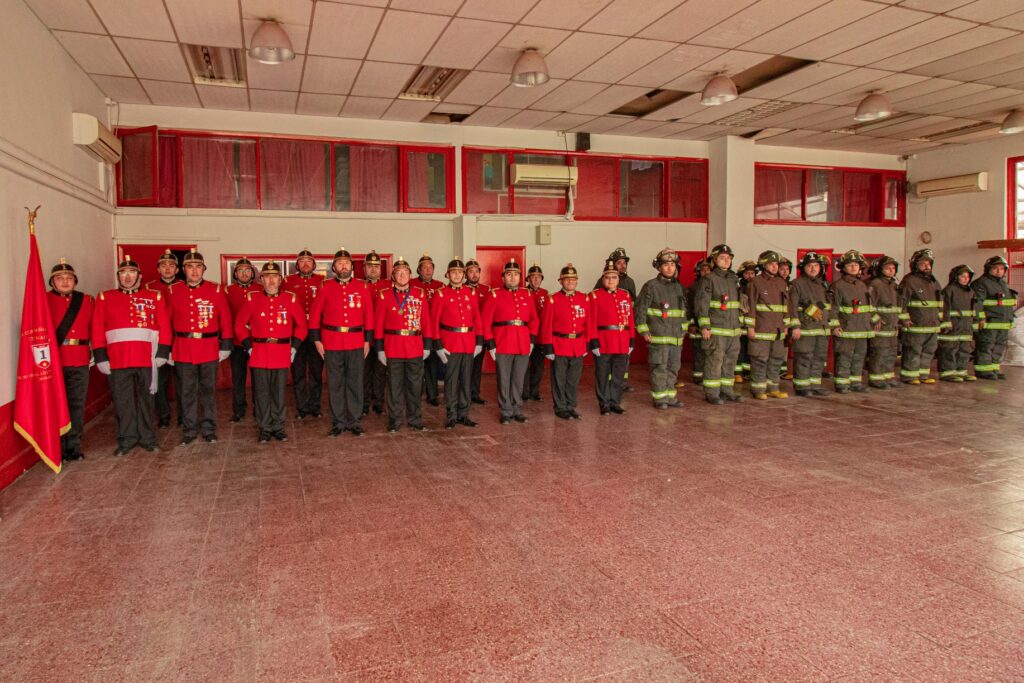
[31,343,52,369]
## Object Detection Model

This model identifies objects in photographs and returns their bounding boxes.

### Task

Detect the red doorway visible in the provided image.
[476,246,525,373]
[116,243,196,285]
[797,248,834,282]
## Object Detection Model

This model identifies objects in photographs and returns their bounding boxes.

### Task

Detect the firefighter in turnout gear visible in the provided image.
[226,258,257,421]
[362,250,388,416]
[522,263,549,402]
[48,259,94,460]
[899,249,943,384]
[635,248,688,408]
[736,260,758,381]
[694,244,744,405]
[830,250,874,393]
[429,258,484,429]
[939,264,982,382]
[745,251,794,400]
[686,258,712,387]
[973,255,1016,379]
[540,263,589,420]
[789,252,831,397]
[284,249,325,418]
[866,255,903,389]
[589,260,634,415]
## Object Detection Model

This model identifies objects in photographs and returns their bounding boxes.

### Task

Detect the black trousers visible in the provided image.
[325,348,364,429]
[154,363,181,424]
[595,353,628,409]
[471,351,485,401]
[387,357,424,428]
[363,351,386,412]
[522,346,545,400]
[423,351,440,402]
[443,352,473,420]
[176,361,218,438]
[495,353,529,419]
[61,365,89,455]
[550,355,583,414]
[230,346,251,418]
[291,338,323,416]
[110,367,155,450]
[252,368,287,434]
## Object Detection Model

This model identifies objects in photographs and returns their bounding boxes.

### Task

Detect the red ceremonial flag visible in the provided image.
[14,207,69,474]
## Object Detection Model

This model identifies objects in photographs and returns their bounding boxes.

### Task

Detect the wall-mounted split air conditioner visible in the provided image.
[914,172,988,198]
[72,112,122,164]
[510,163,578,187]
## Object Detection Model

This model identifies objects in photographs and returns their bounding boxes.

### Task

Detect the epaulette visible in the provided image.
[289,292,297,302]
[246,290,257,301]
[98,291,105,301]
[155,291,162,301]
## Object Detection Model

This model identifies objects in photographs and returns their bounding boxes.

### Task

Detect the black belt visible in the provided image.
[553,332,582,339]
[385,330,421,336]
[598,325,625,331]
[175,331,219,339]
[62,338,89,345]
[323,325,364,333]
[440,324,473,333]
[493,320,525,327]
[253,337,292,344]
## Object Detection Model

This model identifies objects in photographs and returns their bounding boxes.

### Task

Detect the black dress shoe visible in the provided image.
[230,414,242,423]
[297,412,308,420]
[373,404,384,414]
[388,424,400,433]
[329,426,344,437]
[623,384,634,393]
[180,435,196,446]
[141,443,157,452]
[113,446,132,457]
[445,419,457,429]
[361,408,369,417]
[530,395,542,401]
[349,426,365,437]
[512,414,528,423]
[568,410,581,420]
[706,397,725,405]
[471,397,486,405]
[64,450,84,461]
[556,411,571,419]
[310,411,322,419]
[600,407,610,415]
[427,398,441,407]
[158,418,170,428]
[796,389,813,397]
[273,431,289,442]
[609,405,625,414]
[409,423,427,432]
[204,434,218,443]
[500,416,511,425]
[259,432,271,444]
[457,417,477,427]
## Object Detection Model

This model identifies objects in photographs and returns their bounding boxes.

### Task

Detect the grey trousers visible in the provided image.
[176,361,218,438]
[975,328,1009,373]
[793,335,828,389]
[702,335,740,399]
[61,365,89,454]
[868,337,898,384]
[443,352,473,420]
[252,367,287,434]
[834,338,868,387]
[325,348,364,429]
[594,353,628,409]
[901,331,938,380]
[550,355,583,413]
[495,353,529,419]
[110,367,155,450]
[291,337,323,415]
[387,357,424,428]
[648,343,681,405]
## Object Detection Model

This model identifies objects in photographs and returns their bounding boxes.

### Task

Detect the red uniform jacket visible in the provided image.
[482,287,538,355]
[226,282,258,318]
[374,285,431,359]
[429,285,483,354]
[308,277,375,351]
[283,272,325,318]
[167,280,232,364]
[540,290,590,358]
[47,290,94,367]
[415,277,444,300]
[233,290,308,369]
[588,287,634,354]
[145,278,177,298]
[366,279,388,298]
[92,287,172,369]
[528,286,549,322]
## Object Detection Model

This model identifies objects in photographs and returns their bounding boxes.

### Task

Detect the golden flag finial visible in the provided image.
[25,205,41,235]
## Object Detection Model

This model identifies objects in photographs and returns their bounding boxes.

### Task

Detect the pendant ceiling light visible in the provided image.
[854,91,893,122]
[248,20,295,64]
[1000,109,1024,135]
[510,49,550,88]
[700,74,738,106]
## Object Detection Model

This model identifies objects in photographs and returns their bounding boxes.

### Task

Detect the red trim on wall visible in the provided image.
[1008,155,1023,240]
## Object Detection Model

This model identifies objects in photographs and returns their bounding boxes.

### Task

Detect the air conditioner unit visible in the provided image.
[915,172,987,198]
[511,163,578,187]
[72,113,122,164]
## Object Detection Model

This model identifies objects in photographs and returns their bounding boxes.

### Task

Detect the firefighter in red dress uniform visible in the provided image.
[47,258,93,460]
[283,249,324,418]
[428,258,483,429]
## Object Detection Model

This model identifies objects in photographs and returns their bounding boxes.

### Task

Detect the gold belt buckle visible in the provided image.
[266,337,277,343]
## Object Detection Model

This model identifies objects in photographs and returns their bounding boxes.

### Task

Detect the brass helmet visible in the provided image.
[50,258,77,286]
[261,261,283,276]
[503,258,521,274]
[527,263,543,276]
[117,254,140,273]
[447,257,465,272]
[333,247,353,262]
[157,249,178,267]
[602,259,619,276]
[559,263,579,280]
[909,248,934,273]
[364,250,382,265]
[392,256,411,274]
[181,247,205,266]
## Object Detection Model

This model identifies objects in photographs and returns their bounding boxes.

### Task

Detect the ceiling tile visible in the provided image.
[899,0,974,12]
[885,77,963,103]
[741,62,855,100]
[607,118,677,135]
[459,0,538,23]
[249,89,298,113]
[892,82,994,110]
[367,10,450,64]
[870,26,1017,72]
[544,33,626,80]
[381,99,437,122]
[532,113,598,131]
[301,56,361,94]
[530,81,610,112]
[307,2,383,59]
[114,39,190,82]
[779,105,855,129]
[742,0,884,55]
[424,19,512,70]
[23,0,105,33]
[976,66,1024,88]
[53,31,132,76]
[247,55,305,91]
[992,10,1024,30]
[196,84,249,110]
[574,38,678,84]
[939,92,1024,119]
[91,75,150,103]
[568,115,636,132]
[487,78,566,108]
[745,102,834,127]
[580,0,686,37]
[785,6,929,61]
[140,80,200,107]
[462,106,520,126]
[948,0,1024,23]
[692,0,832,49]
[350,62,418,98]
[908,85,1022,115]
[815,72,929,106]
[241,0,313,25]
[569,84,652,115]
[783,67,891,103]
[522,0,616,31]
[92,0,176,40]
[500,109,560,128]
[831,16,975,67]
[473,25,571,73]
[444,71,516,105]
[391,0,462,13]
[340,96,392,119]
[681,97,767,124]
[641,93,706,121]
[907,33,1024,79]
[619,44,725,88]
[858,114,954,137]
[164,0,243,48]
[638,0,760,42]
[243,20,309,55]
[296,93,344,116]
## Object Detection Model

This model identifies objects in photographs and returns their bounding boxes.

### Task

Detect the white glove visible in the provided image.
[166,356,174,366]
[154,357,168,368]
[436,349,449,364]
[377,351,387,366]
[218,350,231,362]
[545,353,555,361]
[247,348,253,356]
[628,346,634,355]
[422,349,430,360]
[290,347,297,363]
[474,345,482,357]
[529,344,534,354]
[593,348,601,357]
[489,348,496,360]
[97,360,111,375]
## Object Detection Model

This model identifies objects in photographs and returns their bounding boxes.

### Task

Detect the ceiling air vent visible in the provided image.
[610,89,693,117]
[400,66,470,102]
[181,44,246,87]
[712,100,801,126]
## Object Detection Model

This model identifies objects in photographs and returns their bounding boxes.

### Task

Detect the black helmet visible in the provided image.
[261,261,283,275]
[117,254,140,273]
[157,249,178,267]
[871,255,899,277]
[709,244,734,260]
[559,263,579,280]
[910,248,934,272]
[984,255,1009,273]
[608,247,629,264]
[694,257,711,275]
[364,250,382,265]
[527,263,543,276]
[798,251,820,269]
[653,248,679,269]
[756,250,781,269]
[948,264,974,284]
[837,249,867,271]
[182,248,205,266]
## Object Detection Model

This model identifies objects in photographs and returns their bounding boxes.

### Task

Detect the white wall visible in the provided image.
[1,0,113,406]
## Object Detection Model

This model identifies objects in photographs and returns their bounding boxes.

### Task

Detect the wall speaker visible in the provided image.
[575,132,591,152]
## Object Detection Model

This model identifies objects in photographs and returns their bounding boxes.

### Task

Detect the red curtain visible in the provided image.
[619,160,663,217]
[755,167,803,221]
[669,160,708,220]
[157,135,178,208]
[844,172,883,223]
[406,151,447,210]
[181,137,257,209]
[259,139,330,210]
[574,157,617,218]
[346,145,398,212]
[119,130,155,202]
[464,150,508,214]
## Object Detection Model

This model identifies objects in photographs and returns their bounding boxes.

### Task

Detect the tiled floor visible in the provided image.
[2,366,1024,681]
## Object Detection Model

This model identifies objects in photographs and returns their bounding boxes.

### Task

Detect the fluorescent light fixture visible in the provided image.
[510,50,549,88]
[701,74,738,106]
[248,21,295,64]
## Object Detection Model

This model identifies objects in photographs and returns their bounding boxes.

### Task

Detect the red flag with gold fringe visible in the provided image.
[14,208,69,474]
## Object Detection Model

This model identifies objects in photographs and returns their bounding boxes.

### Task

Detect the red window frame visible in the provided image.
[115,125,159,206]
[1007,155,1024,240]
[754,163,906,227]
[461,146,708,222]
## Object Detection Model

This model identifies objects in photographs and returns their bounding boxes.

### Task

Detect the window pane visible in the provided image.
[806,168,843,223]
[884,176,901,222]
[181,137,257,209]
[755,167,803,221]
[844,172,883,223]
[464,150,509,214]
[573,156,617,218]
[259,138,330,210]
[407,150,448,209]
[119,130,155,202]
[334,144,399,212]
[157,134,178,208]
[619,160,664,217]
[512,153,567,215]
[1016,162,1024,238]
[669,160,708,220]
